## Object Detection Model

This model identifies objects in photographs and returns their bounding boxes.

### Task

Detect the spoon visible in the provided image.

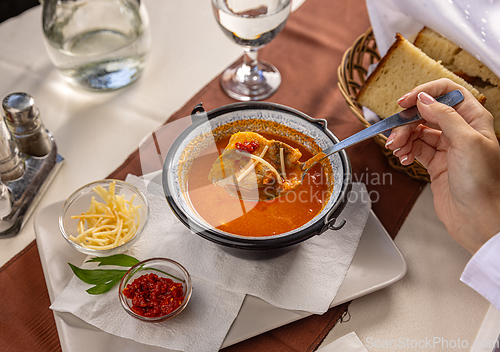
[216,89,464,201]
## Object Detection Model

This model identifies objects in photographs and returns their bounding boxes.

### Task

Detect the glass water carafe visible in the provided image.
[42,0,151,91]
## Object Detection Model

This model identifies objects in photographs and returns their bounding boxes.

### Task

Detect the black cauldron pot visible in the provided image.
[162,102,352,250]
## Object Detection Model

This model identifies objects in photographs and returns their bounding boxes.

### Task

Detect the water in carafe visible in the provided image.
[42,0,151,91]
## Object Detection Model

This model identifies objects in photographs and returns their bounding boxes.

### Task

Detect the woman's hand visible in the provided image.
[385,78,500,254]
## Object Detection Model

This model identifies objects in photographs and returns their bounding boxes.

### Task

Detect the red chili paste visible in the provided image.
[235,140,259,153]
[122,273,184,318]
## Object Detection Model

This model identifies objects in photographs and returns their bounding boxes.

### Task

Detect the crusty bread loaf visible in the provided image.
[356,33,485,120]
[414,27,500,138]
[414,27,500,87]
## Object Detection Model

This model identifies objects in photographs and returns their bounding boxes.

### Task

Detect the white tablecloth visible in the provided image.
[0,1,498,351]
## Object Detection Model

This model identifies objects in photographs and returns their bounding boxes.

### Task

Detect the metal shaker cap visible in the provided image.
[1,92,52,157]
[2,93,40,134]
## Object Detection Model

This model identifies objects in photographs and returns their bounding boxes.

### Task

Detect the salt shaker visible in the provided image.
[2,93,52,157]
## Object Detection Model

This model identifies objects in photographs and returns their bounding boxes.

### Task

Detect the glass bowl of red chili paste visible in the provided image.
[119,258,193,322]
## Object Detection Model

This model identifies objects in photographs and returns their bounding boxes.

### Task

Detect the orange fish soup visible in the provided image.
[186,133,329,237]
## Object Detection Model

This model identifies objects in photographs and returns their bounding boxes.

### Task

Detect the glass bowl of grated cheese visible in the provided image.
[59,179,150,256]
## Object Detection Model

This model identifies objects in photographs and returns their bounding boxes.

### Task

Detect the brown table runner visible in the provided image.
[0,0,426,351]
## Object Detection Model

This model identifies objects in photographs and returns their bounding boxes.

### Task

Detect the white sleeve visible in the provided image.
[461,233,500,311]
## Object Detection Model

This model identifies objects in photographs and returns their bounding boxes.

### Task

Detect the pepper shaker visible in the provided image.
[0,117,24,182]
[2,92,52,157]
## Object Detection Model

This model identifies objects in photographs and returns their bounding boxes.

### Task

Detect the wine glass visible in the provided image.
[212,0,292,101]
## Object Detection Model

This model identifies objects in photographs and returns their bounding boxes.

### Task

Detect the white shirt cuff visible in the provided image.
[461,233,500,311]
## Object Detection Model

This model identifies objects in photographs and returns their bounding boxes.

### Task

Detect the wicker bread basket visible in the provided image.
[337,27,431,183]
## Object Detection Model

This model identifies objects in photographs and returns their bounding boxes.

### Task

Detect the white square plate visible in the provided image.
[35,199,406,351]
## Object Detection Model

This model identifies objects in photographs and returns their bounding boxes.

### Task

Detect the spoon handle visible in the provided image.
[322,89,464,157]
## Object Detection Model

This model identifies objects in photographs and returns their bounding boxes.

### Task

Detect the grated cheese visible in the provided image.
[69,181,141,250]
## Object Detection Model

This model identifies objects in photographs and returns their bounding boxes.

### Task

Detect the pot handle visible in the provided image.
[190,103,208,124]
[310,117,329,132]
[320,217,346,234]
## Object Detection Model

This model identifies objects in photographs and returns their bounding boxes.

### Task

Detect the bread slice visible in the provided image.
[414,27,500,87]
[414,27,500,138]
[413,27,459,66]
[477,85,500,138]
[452,50,500,87]
[356,33,485,120]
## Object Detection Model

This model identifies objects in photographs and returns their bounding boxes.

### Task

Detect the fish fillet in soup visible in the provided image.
[208,132,304,199]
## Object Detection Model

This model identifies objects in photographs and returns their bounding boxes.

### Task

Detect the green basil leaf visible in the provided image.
[86,254,140,267]
[86,277,123,295]
[68,263,128,285]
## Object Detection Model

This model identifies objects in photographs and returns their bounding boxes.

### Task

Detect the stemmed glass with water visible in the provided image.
[212,0,292,101]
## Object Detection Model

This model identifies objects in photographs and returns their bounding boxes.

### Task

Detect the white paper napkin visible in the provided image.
[365,0,500,79]
[51,276,245,352]
[317,332,369,352]
[51,176,370,351]
[128,175,371,314]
